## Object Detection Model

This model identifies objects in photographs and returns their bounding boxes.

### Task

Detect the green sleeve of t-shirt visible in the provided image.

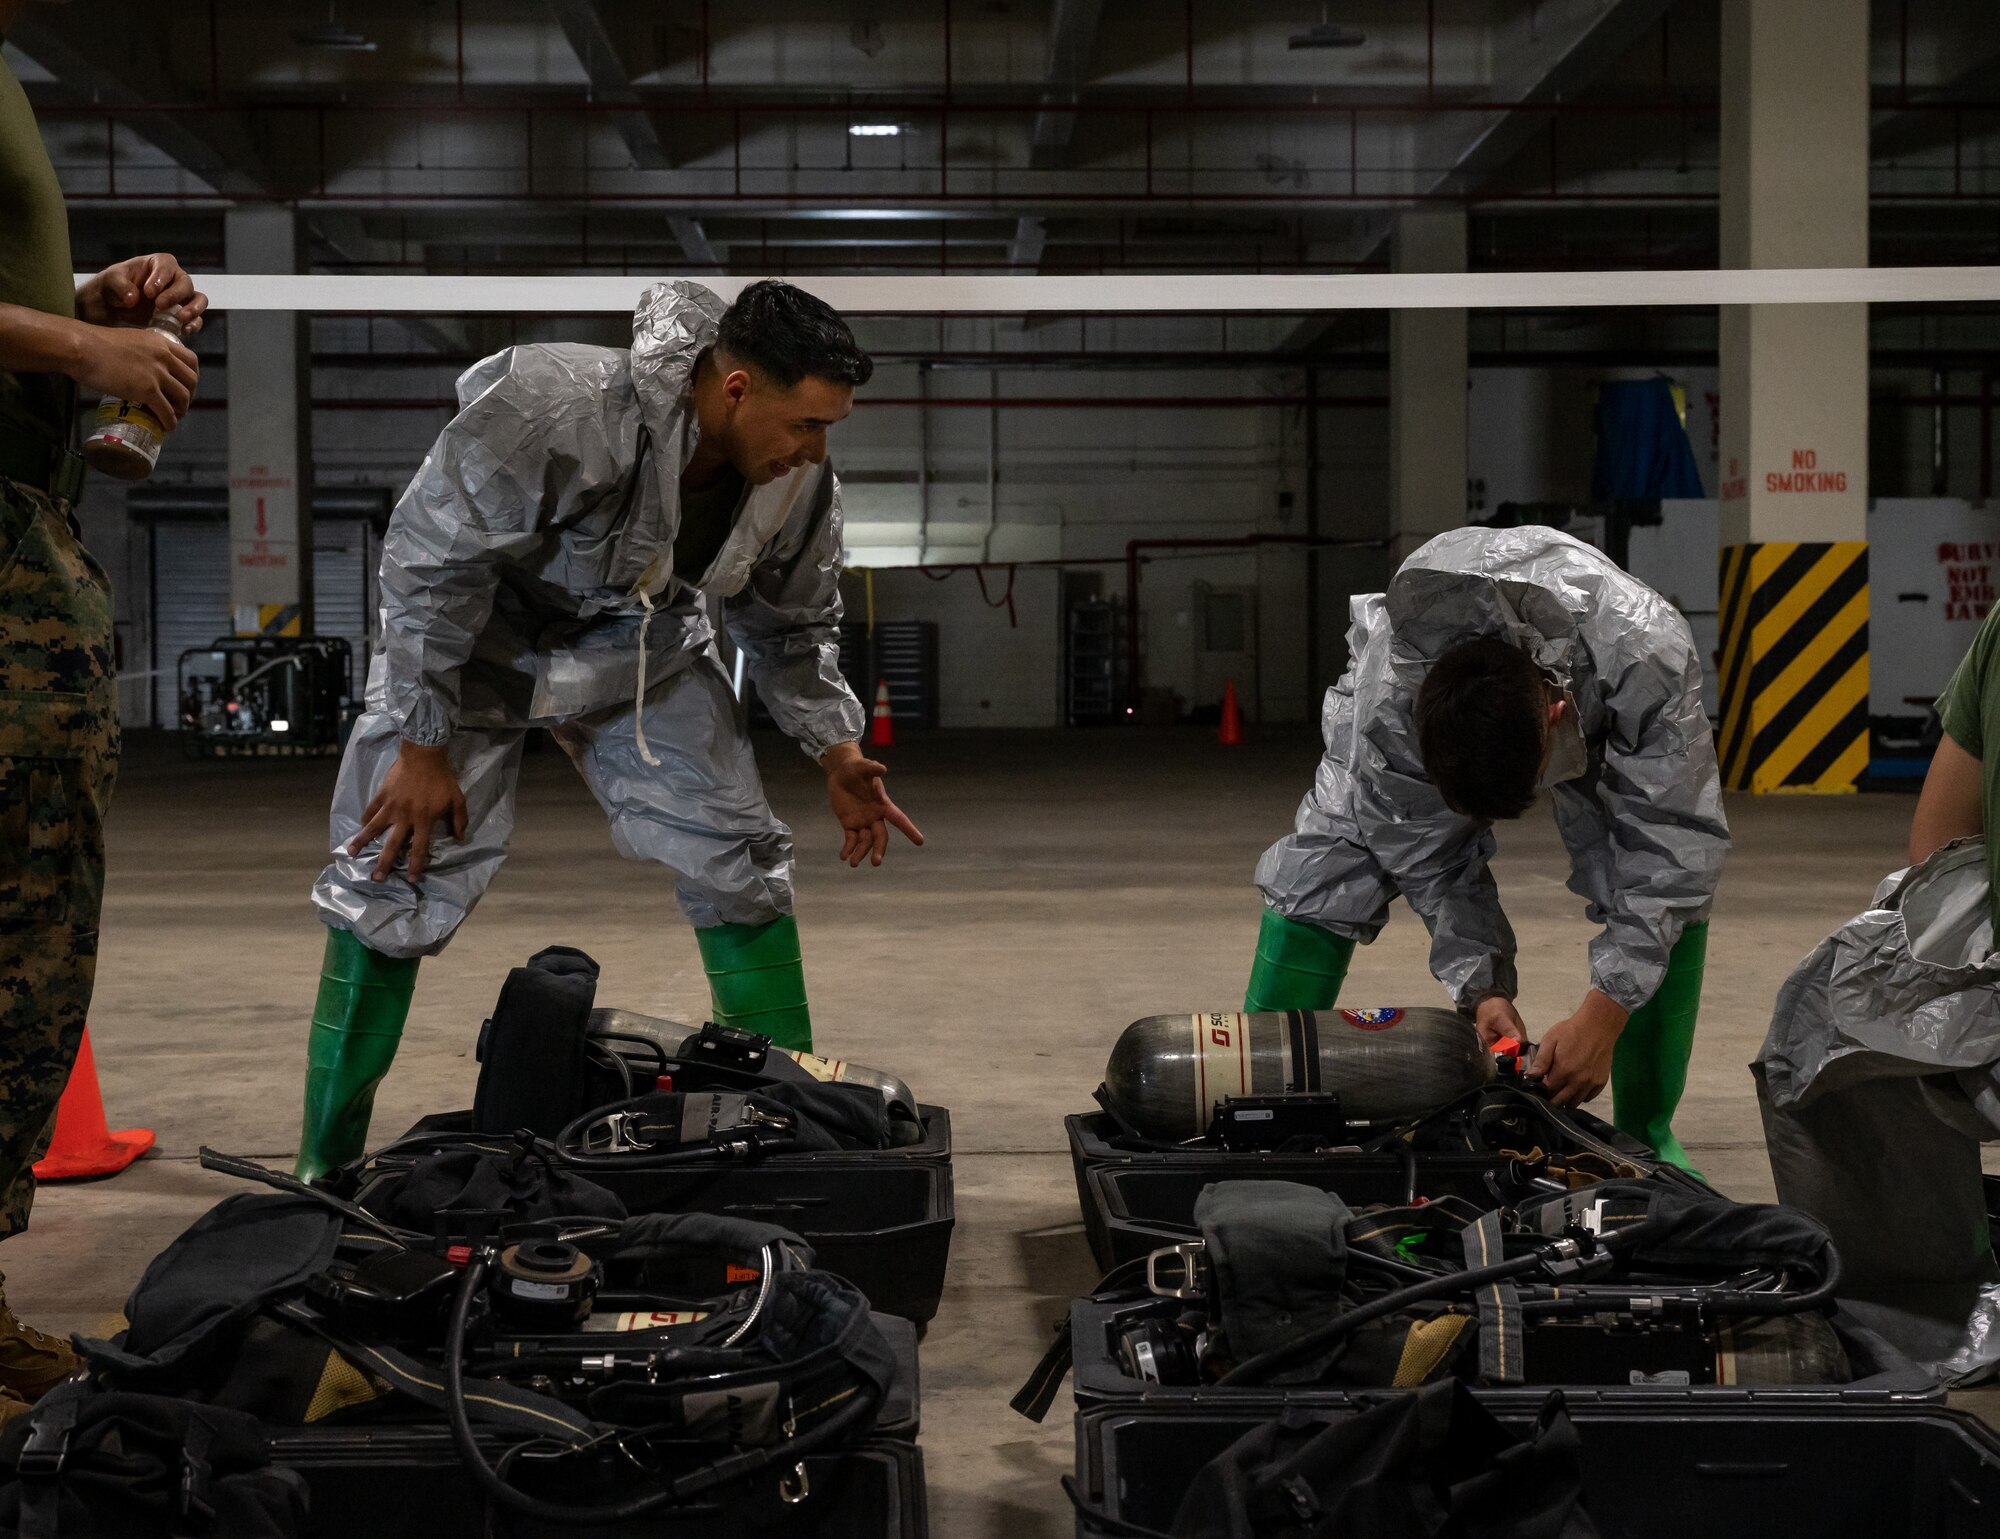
[1938,607,2000,759]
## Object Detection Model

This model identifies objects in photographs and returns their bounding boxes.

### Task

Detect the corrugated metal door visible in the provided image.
[311,517,377,702]
[149,518,230,726]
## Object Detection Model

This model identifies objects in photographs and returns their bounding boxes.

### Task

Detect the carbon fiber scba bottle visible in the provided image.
[1101,1007,1493,1141]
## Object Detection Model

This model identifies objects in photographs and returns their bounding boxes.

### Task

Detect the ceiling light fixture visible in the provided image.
[295,3,377,51]
[848,123,903,137]
[1287,22,1366,49]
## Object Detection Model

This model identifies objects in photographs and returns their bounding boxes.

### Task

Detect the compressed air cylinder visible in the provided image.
[1102,1008,1493,1141]
[586,1008,920,1119]
[1712,1315,1851,1385]
[777,1049,920,1124]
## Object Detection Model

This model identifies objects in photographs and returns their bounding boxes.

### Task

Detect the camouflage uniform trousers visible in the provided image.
[0,474,119,1240]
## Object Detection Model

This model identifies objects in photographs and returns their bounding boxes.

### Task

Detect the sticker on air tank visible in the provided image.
[582,1309,709,1332]
[1340,1008,1405,1030]
[1190,1012,1252,1129]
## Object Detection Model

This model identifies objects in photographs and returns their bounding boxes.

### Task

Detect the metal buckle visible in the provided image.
[779,1463,810,1504]
[179,1452,217,1527]
[580,1110,648,1156]
[1145,1241,1208,1301]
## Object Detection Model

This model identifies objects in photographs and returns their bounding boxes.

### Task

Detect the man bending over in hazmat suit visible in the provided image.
[295,280,922,1182]
[1245,526,1729,1170]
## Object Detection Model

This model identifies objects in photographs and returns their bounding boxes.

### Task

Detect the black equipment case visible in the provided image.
[270,1429,928,1539]
[1072,1401,2000,1539]
[392,1110,954,1324]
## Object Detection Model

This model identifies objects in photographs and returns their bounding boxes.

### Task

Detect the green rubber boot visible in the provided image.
[1244,908,1355,1014]
[695,915,814,1052]
[294,928,419,1183]
[1611,922,1708,1176]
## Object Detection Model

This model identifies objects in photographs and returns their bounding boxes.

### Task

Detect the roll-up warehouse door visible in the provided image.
[311,519,379,704]
[149,517,230,727]
[141,487,390,727]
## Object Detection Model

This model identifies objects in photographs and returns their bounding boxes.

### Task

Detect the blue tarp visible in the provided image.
[1592,378,1705,501]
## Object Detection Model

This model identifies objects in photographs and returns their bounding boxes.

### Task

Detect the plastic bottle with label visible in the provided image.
[80,306,186,481]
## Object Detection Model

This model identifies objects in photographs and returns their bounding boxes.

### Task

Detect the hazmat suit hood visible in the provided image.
[1257,525,1728,1012]
[629,279,727,444]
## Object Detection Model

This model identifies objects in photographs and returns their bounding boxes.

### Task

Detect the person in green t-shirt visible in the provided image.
[0,0,206,1432]
[1913,604,2000,924]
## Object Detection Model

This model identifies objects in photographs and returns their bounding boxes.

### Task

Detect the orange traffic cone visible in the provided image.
[1218,679,1244,745]
[870,678,895,747]
[32,1028,154,1181]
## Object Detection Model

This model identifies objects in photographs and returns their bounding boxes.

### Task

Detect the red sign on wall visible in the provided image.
[1940,541,1999,622]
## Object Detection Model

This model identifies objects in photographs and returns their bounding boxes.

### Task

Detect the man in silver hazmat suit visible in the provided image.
[294,279,921,1181]
[1245,526,1729,1170]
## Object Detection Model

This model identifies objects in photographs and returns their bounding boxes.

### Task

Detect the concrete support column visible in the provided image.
[1716,0,1870,793]
[225,207,312,637]
[1389,207,1468,561]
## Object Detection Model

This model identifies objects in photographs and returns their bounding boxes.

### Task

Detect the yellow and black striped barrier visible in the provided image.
[1716,541,1869,794]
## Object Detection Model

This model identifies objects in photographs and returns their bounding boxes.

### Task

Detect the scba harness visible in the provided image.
[2,1142,898,1532]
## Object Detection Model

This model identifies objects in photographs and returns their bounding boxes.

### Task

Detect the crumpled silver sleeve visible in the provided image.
[379,345,631,746]
[1566,605,1730,1012]
[1255,596,1518,1004]
[1753,839,2000,1380]
[723,463,866,760]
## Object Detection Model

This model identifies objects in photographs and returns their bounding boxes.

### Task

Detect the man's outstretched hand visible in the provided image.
[1526,989,1630,1107]
[822,741,924,868]
[348,741,469,884]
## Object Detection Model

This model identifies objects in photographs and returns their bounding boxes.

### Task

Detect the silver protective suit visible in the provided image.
[1754,838,2000,1381]
[1255,526,1729,1012]
[312,281,865,957]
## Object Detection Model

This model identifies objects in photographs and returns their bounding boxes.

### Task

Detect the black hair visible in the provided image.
[1414,636,1550,822]
[715,280,874,389]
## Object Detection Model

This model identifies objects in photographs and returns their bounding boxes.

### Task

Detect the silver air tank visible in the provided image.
[1102,1008,1493,1141]
[585,1009,920,1121]
[776,1049,920,1125]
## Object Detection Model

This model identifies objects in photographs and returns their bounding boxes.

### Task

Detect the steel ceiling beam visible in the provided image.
[8,13,269,197]
[546,0,718,269]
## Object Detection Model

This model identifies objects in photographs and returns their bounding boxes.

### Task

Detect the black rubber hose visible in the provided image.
[587,1031,674,1078]
[443,1251,878,1524]
[1524,1247,1843,1320]
[1216,1252,1544,1386]
[1394,1139,1419,1206]
[1217,1223,1661,1386]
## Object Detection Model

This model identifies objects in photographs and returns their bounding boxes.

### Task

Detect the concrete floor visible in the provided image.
[3,725,1950,1533]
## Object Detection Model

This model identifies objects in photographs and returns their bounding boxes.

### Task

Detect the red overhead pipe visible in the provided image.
[1426,0,1436,103]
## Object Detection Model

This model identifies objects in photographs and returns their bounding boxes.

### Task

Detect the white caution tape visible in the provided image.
[96,266,2000,315]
